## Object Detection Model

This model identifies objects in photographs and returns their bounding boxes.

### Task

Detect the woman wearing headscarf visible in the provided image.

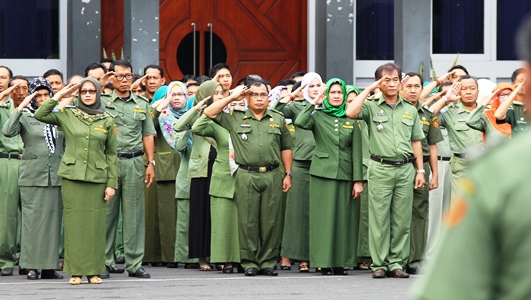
[272,76,317,272]
[35,77,117,285]
[142,84,180,267]
[294,78,363,276]
[2,78,65,280]
[173,80,219,271]
[191,81,241,273]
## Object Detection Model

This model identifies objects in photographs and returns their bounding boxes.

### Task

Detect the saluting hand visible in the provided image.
[55,82,80,100]
[400,75,410,90]
[481,89,499,106]
[444,81,461,104]
[99,71,115,88]
[133,74,148,91]
[194,97,209,111]
[0,82,21,99]
[230,85,248,101]
[313,87,326,105]
[17,92,37,112]
[104,187,115,201]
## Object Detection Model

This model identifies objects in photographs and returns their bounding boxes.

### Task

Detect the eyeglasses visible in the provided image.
[115,73,133,81]
[499,92,512,97]
[251,92,268,99]
[80,89,97,95]
[171,93,185,97]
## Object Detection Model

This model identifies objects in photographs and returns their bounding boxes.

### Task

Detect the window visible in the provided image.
[497,0,531,60]
[432,0,484,54]
[356,0,394,60]
[0,0,59,59]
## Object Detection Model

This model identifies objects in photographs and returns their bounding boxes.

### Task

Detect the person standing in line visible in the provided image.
[495,80,529,136]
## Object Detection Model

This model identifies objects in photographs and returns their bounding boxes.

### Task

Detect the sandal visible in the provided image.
[199,265,211,271]
[69,276,82,285]
[88,275,102,284]
[299,263,309,273]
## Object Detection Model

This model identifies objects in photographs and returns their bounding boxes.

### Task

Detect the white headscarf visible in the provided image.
[302,72,323,104]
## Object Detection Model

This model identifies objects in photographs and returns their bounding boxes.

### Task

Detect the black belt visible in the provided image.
[117,150,144,158]
[453,153,468,159]
[438,156,451,161]
[239,164,279,173]
[423,156,430,163]
[370,155,415,166]
[0,153,21,160]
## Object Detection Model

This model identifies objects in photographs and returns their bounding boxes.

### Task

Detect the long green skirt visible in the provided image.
[174,199,198,263]
[62,179,106,276]
[210,196,240,263]
[357,181,370,259]
[145,181,177,262]
[281,160,310,261]
[309,176,358,268]
[20,186,62,270]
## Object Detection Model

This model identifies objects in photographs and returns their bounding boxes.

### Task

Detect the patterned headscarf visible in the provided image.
[302,72,323,103]
[268,85,287,108]
[28,77,57,153]
[322,78,347,117]
[158,81,188,149]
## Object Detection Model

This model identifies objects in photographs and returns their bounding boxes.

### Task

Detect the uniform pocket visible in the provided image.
[313,150,329,159]
[62,156,76,165]
[401,118,414,126]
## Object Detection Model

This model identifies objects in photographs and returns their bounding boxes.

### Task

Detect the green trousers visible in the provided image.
[209,196,240,264]
[426,159,451,259]
[105,157,146,273]
[368,160,414,272]
[144,181,177,263]
[0,159,20,269]
[174,199,197,263]
[408,162,431,268]
[450,155,467,207]
[114,206,124,259]
[357,181,370,260]
[234,168,283,270]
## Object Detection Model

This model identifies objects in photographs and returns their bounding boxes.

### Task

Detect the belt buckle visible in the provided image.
[259,167,267,173]
[394,160,403,166]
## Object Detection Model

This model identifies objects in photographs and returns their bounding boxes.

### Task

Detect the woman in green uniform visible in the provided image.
[2,78,64,280]
[294,78,363,276]
[35,77,117,285]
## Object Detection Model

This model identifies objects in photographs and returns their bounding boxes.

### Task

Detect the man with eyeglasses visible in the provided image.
[100,60,156,279]
[204,80,293,277]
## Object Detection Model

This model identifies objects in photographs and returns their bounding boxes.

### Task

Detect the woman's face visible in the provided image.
[346,92,357,107]
[308,77,322,99]
[169,85,185,110]
[328,83,344,107]
[232,99,246,109]
[213,85,224,102]
[497,88,513,104]
[34,88,51,107]
[79,81,98,106]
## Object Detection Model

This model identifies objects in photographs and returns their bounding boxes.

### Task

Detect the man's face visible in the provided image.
[401,75,423,103]
[0,67,10,93]
[145,68,165,95]
[187,85,199,98]
[216,68,232,91]
[450,69,467,83]
[514,72,526,96]
[111,65,133,94]
[11,79,28,104]
[88,68,105,82]
[45,74,64,95]
[247,84,269,113]
[458,78,479,106]
[379,70,400,98]
[34,88,51,106]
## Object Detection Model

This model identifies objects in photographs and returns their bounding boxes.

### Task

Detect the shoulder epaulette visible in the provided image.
[136,94,150,102]
[270,108,284,117]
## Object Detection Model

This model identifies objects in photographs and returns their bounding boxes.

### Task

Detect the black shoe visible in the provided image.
[406,266,421,275]
[41,270,63,279]
[244,267,258,276]
[332,267,348,275]
[280,265,291,270]
[235,263,245,273]
[128,266,150,278]
[222,266,234,274]
[150,262,165,267]
[259,268,278,276]
[108,266,125,273]
[27,270,39,280]
[166,262,178,268]
[321,268,333,275]
[184,263,200,269]
[0,268,13,276]
[18,268,28,275]
[115,256,125,264]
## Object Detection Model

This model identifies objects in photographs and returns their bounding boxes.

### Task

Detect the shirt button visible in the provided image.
[335,128,338,131]
[335,124,338,127]
[85,148,88,151]
[47,163,51,167]
[259,132,262,135]
[83,160,87,164]
[260,143,263,146]
[86,136,89,139]
[335,120,338,123]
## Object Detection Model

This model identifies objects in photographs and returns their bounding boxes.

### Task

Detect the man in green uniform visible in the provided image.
[347,63,425,279]
[401,73,443,274]
[101,60,156,278]
[414,17,531,299]
[0,67,24,276]
[204,81,293,277]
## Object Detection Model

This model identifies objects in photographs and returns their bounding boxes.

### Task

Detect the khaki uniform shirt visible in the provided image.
[0,101,24,154]
[415,101,443,156]
[437,102,483,154]
[274,100,315,161]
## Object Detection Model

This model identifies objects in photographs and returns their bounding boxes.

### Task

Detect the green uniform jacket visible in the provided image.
[438,102,483,154]
[35,99,118,189]
[2,109,64,187]
[173,107,214,178]
[357,120,370,180]
[295,104,363,182]
[174,129,192,199]
[416,101,444,156]
[466,104,510,146]
[192,114,235,199]
[273,100,315,161]
[151,108,179,181]
[0,101,24,154]
[496,102,529,135]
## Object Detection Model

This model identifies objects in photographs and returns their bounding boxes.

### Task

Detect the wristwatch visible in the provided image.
[285,172,293,177]
[148,160,156,166]
[417,169,425,174]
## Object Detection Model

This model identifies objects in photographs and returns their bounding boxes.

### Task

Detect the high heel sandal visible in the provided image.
[298,263,309,273]
[69,276,82,285]
[87,275,102,284]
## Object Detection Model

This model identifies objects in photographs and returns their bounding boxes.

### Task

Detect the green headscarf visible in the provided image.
[193,80,220,108]
[346,84,360,97]
[322,78,347,117]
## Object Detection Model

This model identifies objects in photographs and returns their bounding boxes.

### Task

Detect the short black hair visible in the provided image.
[109,60,133,72]
[209,63,231,78]
[458,74,478,86]
[182,74,196,82]
[247,79,270,93]
[186,82,200,88]
[441,81,453,88]
[291,80,302,91]
[84,63,108,77]
[278,78,296,86]
[511,68,526,83]
[375,63,402,81]
[144,64,164,78]
[196,75,211,84]
[43,69,64,81]
[448,64,469,75]
[10,75,29,86]
[0,66,13,79]
[291,71,306,79]
[100,58,114,64]
[243,75,262,87]
[405,72,424,85]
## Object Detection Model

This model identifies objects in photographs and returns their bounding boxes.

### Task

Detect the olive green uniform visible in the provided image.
[274,100,315,261]
[35,99,118,276]
[102,91,156,273]
[211,108,293,271]
[355,96,424,272]
[192,114,240,263]
[143,108,179,263]
[415,131,531,300]
[496,102,529,136]
[295,105,363,268]
[0,100,23,271]
[357,120,371,261]
[3,109,64,270]
[408,102,443,269]
[466,104,511,146]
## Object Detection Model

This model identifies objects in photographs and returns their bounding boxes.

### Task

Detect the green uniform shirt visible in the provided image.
[415,101,443,156]
[356,96,424,160]
[274,100,315,161]
[496,102,529,135]
[151,108,180,181]
[466,104,510,147]
[415,131,531,300]
[437,102,483,154]
[0,101,24,154]
[213,108,293,167]
[102,91,156,152]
